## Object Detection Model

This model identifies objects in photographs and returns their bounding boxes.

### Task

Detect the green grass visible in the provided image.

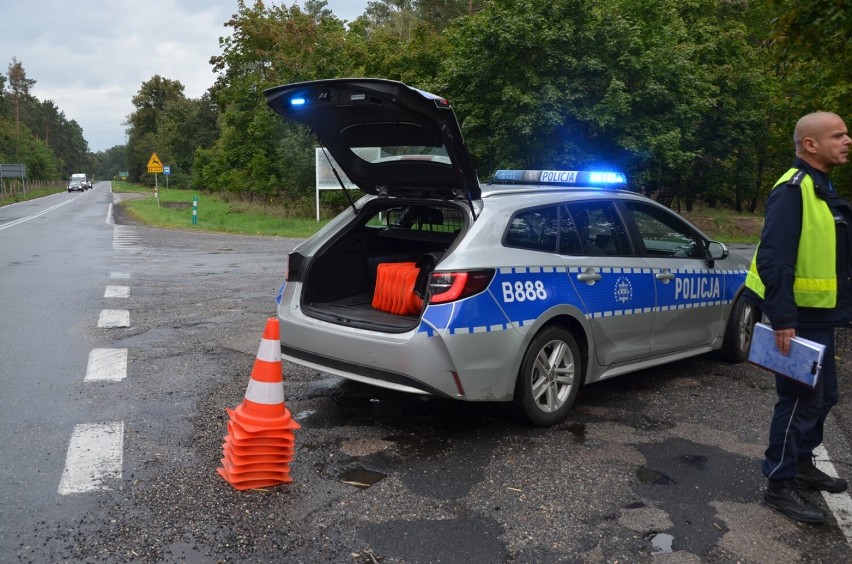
[112,182,763,243]
[0,185,67,206]
[681,208,763,243]
[115,183,329,238]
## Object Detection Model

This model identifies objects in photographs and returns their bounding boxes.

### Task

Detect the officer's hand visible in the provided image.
[774,328,796,355]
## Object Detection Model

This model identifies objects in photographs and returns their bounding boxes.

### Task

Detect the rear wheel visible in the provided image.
[513,326,582,426]
[720,296,758,362]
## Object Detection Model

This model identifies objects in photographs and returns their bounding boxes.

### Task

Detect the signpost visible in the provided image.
[0,163,27,197]
[164,165,171,189]
[147,153,164,204]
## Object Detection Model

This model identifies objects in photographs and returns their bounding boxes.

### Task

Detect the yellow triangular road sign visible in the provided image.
[147,153,164,173]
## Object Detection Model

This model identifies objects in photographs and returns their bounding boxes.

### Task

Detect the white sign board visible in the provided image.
[314,147,380,221]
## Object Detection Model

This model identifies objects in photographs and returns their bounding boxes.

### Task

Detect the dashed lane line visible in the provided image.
[104,285,130,298]
[58,422,124,495]
[98,309,130,328]
[85,348,128,382]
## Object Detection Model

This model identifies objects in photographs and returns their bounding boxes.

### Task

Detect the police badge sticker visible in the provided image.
[614,276,633,304]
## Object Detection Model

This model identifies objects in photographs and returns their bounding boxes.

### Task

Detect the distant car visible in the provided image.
[264,78,757,425]
[67,179,85,192]
[70,173,90,191]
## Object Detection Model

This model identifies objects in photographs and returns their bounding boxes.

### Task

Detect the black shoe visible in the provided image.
[794,458,848,493]
[764,480,827,524]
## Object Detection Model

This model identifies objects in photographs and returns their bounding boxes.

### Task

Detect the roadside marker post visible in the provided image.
[192,196,198,225]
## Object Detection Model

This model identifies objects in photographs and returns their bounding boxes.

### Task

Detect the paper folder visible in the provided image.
[748,322,825,388]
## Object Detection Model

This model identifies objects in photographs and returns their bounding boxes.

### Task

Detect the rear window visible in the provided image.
[366,204,464,235]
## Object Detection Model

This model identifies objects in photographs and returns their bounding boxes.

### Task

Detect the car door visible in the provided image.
[559,201,657,366]
[620,200,726,354]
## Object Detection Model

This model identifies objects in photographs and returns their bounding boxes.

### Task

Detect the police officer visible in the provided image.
[744,111,852,524]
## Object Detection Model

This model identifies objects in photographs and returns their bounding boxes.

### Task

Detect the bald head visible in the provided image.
[793,112,851,173]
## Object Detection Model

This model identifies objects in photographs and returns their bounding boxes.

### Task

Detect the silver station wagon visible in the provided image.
[264,78,757,426]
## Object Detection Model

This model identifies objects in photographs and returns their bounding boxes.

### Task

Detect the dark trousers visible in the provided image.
[762,327,838,481]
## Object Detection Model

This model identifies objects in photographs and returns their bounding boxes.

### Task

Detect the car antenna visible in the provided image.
[317,139,356,213]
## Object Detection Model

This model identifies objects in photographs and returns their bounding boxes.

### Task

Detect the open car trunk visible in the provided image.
[299,200,468,332]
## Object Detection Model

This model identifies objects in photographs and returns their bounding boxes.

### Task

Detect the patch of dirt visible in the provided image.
[111,200,145,226]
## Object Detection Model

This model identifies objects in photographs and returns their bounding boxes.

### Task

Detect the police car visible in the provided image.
[264,78,757,426]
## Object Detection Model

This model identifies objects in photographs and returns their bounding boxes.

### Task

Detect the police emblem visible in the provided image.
[614,276,633,304]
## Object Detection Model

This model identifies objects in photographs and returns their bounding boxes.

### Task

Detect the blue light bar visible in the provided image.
[588,171,626,184]
[493,170,627,187]
[290,97,306,107]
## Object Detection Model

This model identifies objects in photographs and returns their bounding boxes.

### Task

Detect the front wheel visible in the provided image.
[720,296,758,362]
[513,326,582,426]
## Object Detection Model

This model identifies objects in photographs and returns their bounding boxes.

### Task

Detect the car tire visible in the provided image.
[513,326,582,426]
[719,296,758,363]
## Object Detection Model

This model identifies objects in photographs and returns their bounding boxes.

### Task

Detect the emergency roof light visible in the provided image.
[290,97,307,107]
[493,169,627,188]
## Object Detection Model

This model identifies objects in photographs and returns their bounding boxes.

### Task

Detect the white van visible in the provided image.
[69,173,90,191]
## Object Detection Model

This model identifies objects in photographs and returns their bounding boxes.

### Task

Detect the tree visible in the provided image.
[198,0,354,197]
[125,75,187,182]
[441,0,774,210]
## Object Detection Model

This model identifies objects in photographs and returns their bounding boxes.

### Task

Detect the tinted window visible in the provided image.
[504,206,558,252]
[561,202,630,256]
[623,201,706,258]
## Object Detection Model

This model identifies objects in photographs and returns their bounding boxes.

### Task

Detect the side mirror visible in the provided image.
[706,240,728,268]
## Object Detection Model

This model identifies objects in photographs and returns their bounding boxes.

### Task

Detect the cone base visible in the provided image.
[217,467,292,490]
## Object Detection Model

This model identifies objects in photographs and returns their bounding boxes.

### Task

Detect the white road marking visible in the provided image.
[106,203,113,224]
[110,271,131,279]
[113,225,141,251]
[58,422,124,495]
[814,444,852,544]
[104,285,130,298]
[85,349,128,382]
[98,309,130,328]
[0,197,78,231]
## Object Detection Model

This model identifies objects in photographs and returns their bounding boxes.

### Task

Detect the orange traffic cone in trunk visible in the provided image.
[217,318,300,490]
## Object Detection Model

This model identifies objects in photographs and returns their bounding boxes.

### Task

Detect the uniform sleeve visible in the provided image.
[755,183,802,329]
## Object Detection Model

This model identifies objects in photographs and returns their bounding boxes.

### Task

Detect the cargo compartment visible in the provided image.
[299,201,467,331]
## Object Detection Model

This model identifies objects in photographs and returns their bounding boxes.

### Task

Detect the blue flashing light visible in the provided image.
[588,171,626,184]
[290,97,306,107]
[493,170,628,187]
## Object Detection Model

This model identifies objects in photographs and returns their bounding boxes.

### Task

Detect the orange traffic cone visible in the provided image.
[217,318,300,490]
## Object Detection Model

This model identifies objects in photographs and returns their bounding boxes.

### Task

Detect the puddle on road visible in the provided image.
[340,466,386,489]
[384,434,451,458]
[680,454,708,470]
[650,533,674,553]
[636,466,676,485]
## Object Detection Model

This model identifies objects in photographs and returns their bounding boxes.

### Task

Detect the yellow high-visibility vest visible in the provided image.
[745,168,837,308]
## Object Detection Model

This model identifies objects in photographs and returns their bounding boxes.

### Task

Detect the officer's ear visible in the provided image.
[801,136,819,154]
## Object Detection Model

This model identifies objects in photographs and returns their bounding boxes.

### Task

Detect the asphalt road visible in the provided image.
[1,187,851,562]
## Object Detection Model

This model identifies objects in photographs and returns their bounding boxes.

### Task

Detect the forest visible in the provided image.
[3,0,849,213]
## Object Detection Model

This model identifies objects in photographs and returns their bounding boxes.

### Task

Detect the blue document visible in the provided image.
[748,322,825,387]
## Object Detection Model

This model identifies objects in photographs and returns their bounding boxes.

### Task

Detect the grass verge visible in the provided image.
[114,183,329,238]
[112,182,763,243]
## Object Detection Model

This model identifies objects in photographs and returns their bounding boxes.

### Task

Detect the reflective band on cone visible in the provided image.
[217,318,299,490]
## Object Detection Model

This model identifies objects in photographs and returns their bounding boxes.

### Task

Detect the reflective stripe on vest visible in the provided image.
[745,168,837,308]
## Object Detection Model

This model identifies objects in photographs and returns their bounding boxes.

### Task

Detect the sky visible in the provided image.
[1,0,369,152]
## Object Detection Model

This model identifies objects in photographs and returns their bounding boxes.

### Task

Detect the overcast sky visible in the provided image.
[1,0,369,152]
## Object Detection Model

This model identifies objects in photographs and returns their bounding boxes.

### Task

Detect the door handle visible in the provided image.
[656,270,675,283]
[577,269,602,284]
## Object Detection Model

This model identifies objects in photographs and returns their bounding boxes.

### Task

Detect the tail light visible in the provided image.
[428,269,495,304]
